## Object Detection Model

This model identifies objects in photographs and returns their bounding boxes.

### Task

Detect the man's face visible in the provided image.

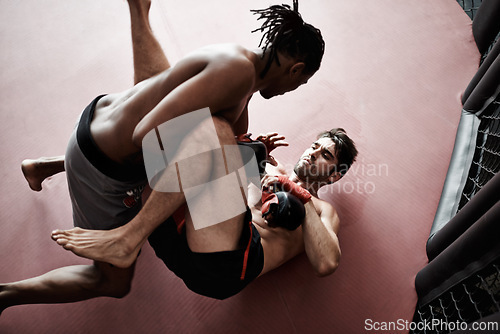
[260,72,313,99]
[294,137,339,184]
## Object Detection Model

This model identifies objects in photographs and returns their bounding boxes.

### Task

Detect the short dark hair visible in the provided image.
[318,128,358,176]
[251,0,325,78]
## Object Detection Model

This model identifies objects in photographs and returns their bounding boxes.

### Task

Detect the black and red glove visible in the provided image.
[261,190,279,219]
[235,133,268,176]
[261,188,306,230]
[275,176,312,204]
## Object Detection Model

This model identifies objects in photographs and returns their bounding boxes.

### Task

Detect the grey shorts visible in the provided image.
[65,95,147,230]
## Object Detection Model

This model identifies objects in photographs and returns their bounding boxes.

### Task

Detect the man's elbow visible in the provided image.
[132,126,145,149]
[314,258,340,277]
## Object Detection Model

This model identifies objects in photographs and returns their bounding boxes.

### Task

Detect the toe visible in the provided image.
[55,238,68,245]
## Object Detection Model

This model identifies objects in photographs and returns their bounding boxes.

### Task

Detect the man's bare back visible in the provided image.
[91,44,268,166]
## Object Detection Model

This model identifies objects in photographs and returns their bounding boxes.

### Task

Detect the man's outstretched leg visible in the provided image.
[0,261,135,315]
[128,0,170,84]
[52,116,247,267]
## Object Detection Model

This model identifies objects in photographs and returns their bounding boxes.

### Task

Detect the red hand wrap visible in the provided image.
[277,176,312,203]
[261,191,279,217]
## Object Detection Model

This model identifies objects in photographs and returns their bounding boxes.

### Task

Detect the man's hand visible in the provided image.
[256,132,288,166]
[261,174,312,204]
[261,174,280,192]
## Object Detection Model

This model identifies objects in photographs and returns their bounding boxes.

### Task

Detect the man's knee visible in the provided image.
[212,116,235,144]
[90,263,134,299]
[104,280,132,299]
[212,115,230,128]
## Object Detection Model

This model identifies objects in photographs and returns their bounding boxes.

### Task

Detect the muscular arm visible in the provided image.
[257,175,340,277]
[302,198,341,277]
[132,54,255,146]
[232,99,250,135]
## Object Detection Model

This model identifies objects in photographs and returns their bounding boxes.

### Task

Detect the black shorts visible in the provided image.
[66,95,147,230]
[76,95,147,182]
[148,206,264,300]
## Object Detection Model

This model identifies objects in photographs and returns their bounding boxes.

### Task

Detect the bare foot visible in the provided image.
[21,156,65,191]
[21,159,45,191]
[51,227,140,268]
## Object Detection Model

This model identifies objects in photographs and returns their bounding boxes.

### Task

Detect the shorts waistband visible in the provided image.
[76,95,147,182]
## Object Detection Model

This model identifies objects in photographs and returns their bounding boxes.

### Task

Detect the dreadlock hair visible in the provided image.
[318,128,358,177]
[251,0,325,78]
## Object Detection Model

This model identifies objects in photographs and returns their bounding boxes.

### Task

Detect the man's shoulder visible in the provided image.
[203,44,256,74]
[311,196,337,216]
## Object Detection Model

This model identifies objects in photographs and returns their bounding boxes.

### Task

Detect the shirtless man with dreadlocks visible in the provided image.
[0,0,342,310]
